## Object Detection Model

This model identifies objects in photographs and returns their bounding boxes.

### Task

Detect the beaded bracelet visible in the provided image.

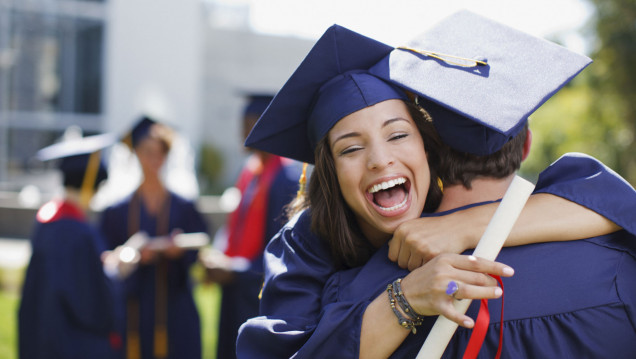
[393,278,425,322]
[387,281,422,334]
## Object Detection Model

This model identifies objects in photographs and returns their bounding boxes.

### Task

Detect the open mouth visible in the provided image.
[367,177,411,212]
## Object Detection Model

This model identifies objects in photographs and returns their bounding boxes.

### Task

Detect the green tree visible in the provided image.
[586,0,636,182]
[521,0,636,185]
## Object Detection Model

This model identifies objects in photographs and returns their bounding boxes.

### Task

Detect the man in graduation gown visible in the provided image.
[200,95,301,359]
[18,133,122,359]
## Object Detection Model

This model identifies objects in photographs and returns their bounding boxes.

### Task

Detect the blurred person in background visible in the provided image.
[18,132,122,359]
[200,95,301,359]
[99,116,208,359]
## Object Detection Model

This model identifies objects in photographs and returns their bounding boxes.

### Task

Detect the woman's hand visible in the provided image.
[400,253,513,328]
[388,207,493,271]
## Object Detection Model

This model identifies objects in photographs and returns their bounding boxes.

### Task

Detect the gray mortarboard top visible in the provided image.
[369,10,592,155]
[244,24,408,164]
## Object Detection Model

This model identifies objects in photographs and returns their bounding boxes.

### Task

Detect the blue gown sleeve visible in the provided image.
[237,210,336,359]
[60,225,115,333]
[534,153,636,234]
[169,194,209,278]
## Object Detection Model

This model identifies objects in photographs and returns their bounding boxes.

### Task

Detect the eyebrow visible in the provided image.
[331,117,410,147]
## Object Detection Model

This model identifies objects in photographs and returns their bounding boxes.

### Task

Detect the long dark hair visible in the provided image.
[288,101,443,269]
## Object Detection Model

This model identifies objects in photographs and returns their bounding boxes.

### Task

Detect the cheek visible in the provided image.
[414,153,431,197]
[334,160,361,207]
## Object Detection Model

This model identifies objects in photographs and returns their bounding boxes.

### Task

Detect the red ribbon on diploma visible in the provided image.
[462,275,504,359]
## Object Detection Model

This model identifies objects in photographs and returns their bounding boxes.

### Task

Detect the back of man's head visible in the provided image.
[437,124,528,189]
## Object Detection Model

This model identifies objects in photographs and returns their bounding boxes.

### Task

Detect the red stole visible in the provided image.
[225,154,283,260]
[36,199,86,223]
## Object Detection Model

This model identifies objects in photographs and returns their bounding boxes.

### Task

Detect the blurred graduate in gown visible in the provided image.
[200,95,301,359]
[99,117,208,359]
[19,133,122,359]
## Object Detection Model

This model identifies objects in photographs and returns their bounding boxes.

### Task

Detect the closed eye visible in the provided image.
[389,133,408,141]
[340,146,363,156]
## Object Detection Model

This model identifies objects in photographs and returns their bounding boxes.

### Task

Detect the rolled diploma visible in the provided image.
[415,175,535,359]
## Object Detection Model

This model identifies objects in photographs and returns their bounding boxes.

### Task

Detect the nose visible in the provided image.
[366,144,394,171]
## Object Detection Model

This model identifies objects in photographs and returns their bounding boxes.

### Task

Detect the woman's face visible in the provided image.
[328,99,431,246]
[135,136,168,177]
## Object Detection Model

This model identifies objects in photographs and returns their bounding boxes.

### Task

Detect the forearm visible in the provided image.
[360,292,410,359]
[506,193,620,246]
[457,193,620,249]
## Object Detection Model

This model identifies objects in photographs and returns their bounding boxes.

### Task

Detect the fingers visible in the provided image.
[388,237,415,270]
[387,237,400,263]
[453,255,514,278]
[407,255,424,272]
[437,303,475,328]
[450,280,503,301]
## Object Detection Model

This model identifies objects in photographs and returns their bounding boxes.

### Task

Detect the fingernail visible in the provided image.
[503,266,514,276]
[495,287,503,297]
[463,319,474,328]
[468,255,477,261]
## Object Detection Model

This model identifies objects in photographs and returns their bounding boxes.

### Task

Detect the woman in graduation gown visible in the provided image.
[19,133,121,359]
[235,20,635,358]
[99,117,207,359]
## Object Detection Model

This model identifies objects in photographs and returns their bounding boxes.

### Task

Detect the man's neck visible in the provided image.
[436,174,516,213]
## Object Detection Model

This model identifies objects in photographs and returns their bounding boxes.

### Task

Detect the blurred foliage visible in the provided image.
[520,73,631,181]
[199,143,226,195]
[585,0,636,182]
[522,0,636,185]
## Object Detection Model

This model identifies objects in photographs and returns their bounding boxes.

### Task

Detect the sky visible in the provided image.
[242,0,594,54]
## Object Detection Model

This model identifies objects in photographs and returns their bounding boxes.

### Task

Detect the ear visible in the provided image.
[521,129,532,162]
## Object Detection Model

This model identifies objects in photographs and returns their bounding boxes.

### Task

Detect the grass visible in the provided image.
[0,264,222,359]
[0,290,19,359]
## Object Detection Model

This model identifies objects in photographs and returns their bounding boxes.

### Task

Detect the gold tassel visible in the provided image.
[437,177,444,193]
[296,163,308,199]
[79,151,101,209]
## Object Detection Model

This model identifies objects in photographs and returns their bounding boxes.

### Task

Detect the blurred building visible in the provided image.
[0,0,313,196]
[0,0,106,189]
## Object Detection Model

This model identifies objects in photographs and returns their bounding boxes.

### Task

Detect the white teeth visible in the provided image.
[378,194,408,211]
[368,177,406,194]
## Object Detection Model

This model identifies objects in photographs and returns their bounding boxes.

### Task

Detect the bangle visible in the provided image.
[387,281,422,334]
[393,278,425,322]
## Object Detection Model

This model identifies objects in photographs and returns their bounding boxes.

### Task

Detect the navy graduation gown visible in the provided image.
[99,191,207,359]
[217,159,301,359]
[19,200,119,359]
[237,153,636,358]
[312,231,636,358]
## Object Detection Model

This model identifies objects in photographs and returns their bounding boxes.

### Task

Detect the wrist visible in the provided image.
[387,278,423,334]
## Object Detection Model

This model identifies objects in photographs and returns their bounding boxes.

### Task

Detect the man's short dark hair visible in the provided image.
[437,123,528,189]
